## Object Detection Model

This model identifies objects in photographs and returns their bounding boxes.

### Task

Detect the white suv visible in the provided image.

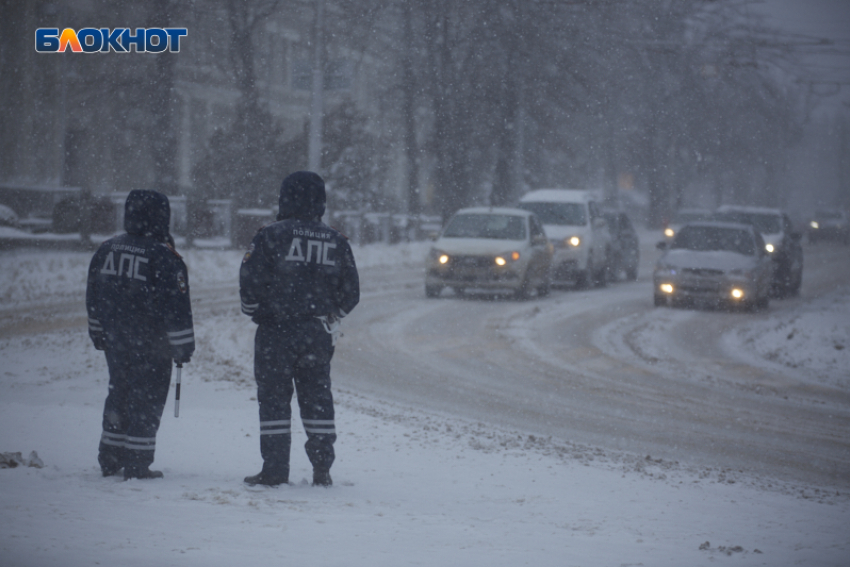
[517,189,612,287]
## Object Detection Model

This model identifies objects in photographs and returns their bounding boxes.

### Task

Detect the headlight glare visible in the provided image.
[495,251,520,266]
[765,243,775,253]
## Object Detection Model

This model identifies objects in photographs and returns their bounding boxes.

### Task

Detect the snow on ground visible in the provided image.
[0,239,433,305]
[724,288,850,389]
[1,242,849,567]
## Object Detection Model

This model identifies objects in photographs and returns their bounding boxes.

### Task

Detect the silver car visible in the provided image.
[425,207,553,299]
[653,221,774,311]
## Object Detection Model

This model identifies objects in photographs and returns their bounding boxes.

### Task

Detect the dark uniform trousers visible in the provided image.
[255,318,336,477]
[98,343,172,473]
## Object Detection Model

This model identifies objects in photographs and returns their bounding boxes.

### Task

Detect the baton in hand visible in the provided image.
[174,363,182,418]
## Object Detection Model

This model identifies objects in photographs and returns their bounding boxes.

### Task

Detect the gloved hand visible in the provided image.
[315,314,342,346]
[90,331,106,351]
[172,341,194,365]
[172,347,192,365]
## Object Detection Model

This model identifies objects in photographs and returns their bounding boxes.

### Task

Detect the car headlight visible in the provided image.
[664,228,675,238]
[765,243,775,254]
[730,288,745,300]
[495,251,521,266]
[810,221,819,229]
[429,249,450,265]
[659,283,675,294]
[565,236,581,247]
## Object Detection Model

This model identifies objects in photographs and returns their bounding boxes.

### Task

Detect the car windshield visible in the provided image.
[442,213,527,240]
[815,211,843,220]
[672,226,756,255]
[714,211,782,234]
[517,202,587,226]
[672,210,711,224]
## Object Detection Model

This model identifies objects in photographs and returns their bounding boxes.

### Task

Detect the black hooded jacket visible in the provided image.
[240,172,360,323]
[86,190,195,362]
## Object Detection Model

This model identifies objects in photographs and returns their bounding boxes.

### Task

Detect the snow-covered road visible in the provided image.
[336,239,850,490]
[1,236,849,566]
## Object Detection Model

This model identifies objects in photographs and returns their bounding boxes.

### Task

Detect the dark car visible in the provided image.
[602,210,639,281]
[713,205,803,297]
[807,209,850,244]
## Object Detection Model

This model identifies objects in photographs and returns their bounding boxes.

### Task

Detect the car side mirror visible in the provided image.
[656,241,668,250]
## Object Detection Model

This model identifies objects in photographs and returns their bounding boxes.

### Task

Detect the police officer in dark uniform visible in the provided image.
[240,171,359,487]
[86,189,195,480]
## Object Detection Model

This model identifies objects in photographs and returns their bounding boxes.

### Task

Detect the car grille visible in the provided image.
[451,255,493,268]
[681,268,724,277]
[680,279,721,293]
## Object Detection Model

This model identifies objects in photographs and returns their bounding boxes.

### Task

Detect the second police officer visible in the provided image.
[240,171,360,487]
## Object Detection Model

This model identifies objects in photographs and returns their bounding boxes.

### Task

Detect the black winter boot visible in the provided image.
[102,466,123,477]
[124,467,164,480]
[244,471,289,486]
[312,468,332,487]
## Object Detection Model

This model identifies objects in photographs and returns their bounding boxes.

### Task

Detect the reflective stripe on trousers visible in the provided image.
[100,431,156,451]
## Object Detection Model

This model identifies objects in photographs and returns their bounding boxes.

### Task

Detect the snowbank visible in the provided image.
[0,240,432,307]
[724,288,850,389]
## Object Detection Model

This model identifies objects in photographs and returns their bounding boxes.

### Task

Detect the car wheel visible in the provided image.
[605,260,619,283]
[771,267,790,298]
[598,249,613,287]
[425,284,443,298]
[593,261,608,288]
[787,272,802,297]
[575,269,590,289]
[515,275,532,300]
[536,270,551,297]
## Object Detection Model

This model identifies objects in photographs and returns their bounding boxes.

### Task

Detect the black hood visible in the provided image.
[124,189,171,239]
[277,171,326,221]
